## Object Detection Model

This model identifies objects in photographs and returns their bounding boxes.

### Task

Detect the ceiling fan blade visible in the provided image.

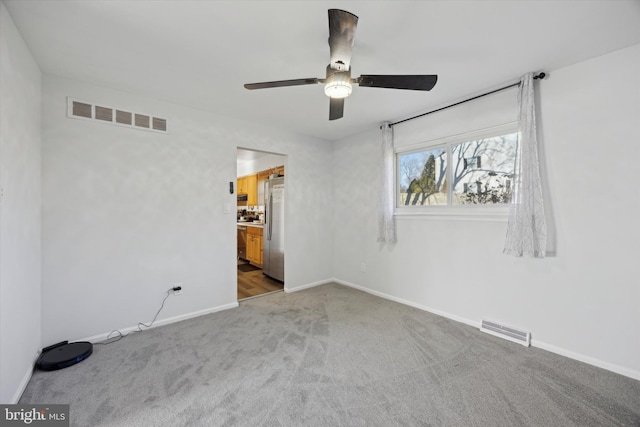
[329,97,344,120]
[357,75,438,91]
[328,9,358,71]
[244,78,320,90]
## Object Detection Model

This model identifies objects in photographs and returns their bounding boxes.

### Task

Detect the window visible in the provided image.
[398,146,447,206]
[396,125,518,212]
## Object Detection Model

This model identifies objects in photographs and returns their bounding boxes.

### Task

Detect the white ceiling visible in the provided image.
[5,0,640,141]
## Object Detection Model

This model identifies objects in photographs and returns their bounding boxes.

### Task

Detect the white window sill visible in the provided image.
[394,206,510,222]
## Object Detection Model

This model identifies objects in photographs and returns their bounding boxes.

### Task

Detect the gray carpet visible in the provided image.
[20,283,640,426]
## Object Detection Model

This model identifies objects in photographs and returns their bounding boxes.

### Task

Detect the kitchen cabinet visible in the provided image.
[247,226,263,266]
[257,175,266,206]
[246,174,258,206]
[237,176,247,195]
[237,174,258,206]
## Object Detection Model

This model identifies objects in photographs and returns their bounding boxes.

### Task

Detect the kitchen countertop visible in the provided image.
[237,222,264,228]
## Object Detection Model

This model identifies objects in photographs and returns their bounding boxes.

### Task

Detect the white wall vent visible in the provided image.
[67,98,168,133]
[480,320,530,347]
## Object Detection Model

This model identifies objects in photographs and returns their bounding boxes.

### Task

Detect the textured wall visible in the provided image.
[41,75,334,345]
[0,2,42,403]
[332,44,640,380]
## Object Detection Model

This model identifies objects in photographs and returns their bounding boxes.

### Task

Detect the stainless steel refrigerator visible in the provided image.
[263,176,284,282]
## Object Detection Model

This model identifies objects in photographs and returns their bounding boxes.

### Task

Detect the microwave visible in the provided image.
[237,194,248,206]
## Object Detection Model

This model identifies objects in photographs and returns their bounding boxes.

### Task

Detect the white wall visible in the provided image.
[332,44,640,379]
[41,75,334,345]
[0,1,42,403]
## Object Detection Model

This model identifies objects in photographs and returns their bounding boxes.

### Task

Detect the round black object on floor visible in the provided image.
[36,341,93,371]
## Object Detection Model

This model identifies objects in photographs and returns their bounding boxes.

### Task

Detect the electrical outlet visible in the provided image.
[172,283,183,295]
[360,262,367,273]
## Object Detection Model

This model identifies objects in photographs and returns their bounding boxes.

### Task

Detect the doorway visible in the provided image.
[236,148,286,300]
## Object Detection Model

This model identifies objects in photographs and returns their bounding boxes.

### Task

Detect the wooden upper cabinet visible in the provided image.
[246,174,258,206]
[237,176,247,195]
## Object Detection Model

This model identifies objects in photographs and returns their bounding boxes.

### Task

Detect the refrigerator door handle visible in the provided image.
[268,192,273,240]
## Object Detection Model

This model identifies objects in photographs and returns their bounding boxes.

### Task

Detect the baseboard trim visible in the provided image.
[10,349,41,404]
[333,278,640,381]
[531,339,640,381]
[284,278,333,294]
[333,278,481,329]
[80,301,239,344]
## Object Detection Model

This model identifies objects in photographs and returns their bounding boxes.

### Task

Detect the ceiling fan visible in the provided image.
[244,9,438,121]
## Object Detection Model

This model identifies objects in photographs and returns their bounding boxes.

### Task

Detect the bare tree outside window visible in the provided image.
[452,133,517,204]
[398,147,446,205]
[397,131,517,207]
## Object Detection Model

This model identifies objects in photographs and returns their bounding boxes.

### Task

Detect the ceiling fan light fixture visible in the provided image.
[324,74,352,99]
[324,81,352,99]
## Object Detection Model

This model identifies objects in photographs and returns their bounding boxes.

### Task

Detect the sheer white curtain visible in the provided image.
[378,122,397,243]
[504,73,547,257]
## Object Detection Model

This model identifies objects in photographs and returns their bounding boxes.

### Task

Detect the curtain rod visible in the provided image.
[385,72,545,128]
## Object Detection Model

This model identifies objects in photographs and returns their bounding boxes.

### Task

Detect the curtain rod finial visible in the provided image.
[534,72,546,80]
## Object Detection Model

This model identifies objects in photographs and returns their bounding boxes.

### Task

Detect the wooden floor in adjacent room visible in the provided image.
[237,260,284,300]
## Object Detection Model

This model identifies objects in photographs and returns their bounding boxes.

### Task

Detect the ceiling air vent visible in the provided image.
[66,97,168,134]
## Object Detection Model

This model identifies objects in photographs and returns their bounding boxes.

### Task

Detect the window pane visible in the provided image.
[398,147,447,206]
[451,133,517,204]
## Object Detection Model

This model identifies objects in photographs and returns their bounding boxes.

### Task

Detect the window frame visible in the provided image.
[394,122,519,221]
